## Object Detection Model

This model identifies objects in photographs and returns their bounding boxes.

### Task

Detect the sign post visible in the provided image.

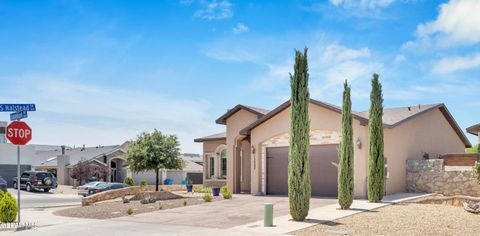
[6,121,32,225]
[0,104,35,225]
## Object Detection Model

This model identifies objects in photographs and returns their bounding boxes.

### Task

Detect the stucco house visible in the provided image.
[194,99,471,198]
[0,141,202,187]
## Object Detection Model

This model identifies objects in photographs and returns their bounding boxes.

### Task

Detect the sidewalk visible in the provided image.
[231,193,431,235]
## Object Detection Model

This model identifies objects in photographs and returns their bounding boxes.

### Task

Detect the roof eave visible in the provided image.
[193,137,227,143]
[215,105,266,125]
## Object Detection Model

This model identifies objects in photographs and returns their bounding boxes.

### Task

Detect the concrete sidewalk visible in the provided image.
[231,193,431,235]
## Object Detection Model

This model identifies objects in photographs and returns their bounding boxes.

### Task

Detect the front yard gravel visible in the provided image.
[54,196,216,219]
[293,203,480,236]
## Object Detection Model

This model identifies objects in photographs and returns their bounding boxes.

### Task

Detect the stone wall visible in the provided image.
[81,185,194,206]
[406,159,480,197]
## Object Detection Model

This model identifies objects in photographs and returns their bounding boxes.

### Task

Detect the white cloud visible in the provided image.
[329,0,395,9]
[406,0,480,48]
[250,43,382,102]
[320,44,371,63]
[0,74,217,153]
[232,23,248,34]
[394,54,406,64]
[194,0,233,20]
[431,52,480,74]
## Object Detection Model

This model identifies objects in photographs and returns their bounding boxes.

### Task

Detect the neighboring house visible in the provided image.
[467,123,480,144]
[0,141,202,187]
[195,100,471,198]
[35,143,129,186]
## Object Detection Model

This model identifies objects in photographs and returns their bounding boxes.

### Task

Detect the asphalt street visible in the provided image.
[6,188,81,209]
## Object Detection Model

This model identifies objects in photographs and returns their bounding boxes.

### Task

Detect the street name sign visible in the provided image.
[6,121,32,145]
[10,110,28,121]
[0,104,36,112]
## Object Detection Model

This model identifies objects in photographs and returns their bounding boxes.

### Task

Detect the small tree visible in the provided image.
[338,81,354,209]
[70,160,88,185]
[367,74,385,202]
[288,48,311,221]
[126,130,184,191]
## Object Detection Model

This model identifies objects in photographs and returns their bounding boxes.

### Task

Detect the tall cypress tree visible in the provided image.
[367,73,385,202]
[288,48,311,221]
[338,80,354,209]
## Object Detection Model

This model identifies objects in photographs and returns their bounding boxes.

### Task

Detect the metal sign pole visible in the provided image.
[17,145,20,224]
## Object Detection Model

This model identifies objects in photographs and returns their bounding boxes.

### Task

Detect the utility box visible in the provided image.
[264,203,273,227]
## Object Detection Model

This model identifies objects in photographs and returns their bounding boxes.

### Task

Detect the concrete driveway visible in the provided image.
[113,194,337,229]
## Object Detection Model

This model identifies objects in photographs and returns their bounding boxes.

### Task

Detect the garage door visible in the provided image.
[0,164,32,187]
[266,145,338,197]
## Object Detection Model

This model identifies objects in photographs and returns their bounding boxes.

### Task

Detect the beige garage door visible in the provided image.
[266,145,338,197]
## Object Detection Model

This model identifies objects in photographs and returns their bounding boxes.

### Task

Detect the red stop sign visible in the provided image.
[6,121,32,145]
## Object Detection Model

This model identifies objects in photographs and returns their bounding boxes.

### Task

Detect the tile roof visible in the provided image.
[194,132,226,142]
[357,103,442,128]
[35,145,120,167]
[215,104,270,125]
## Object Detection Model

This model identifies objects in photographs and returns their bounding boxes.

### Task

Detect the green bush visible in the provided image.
[139,179,148,187]
[220,186,232,199]
[203,193,213,202]
[124,177,135,186]
[193,186,211,193]
[0,192,18,223]
[466,144,480,154]
[127,208,133,215]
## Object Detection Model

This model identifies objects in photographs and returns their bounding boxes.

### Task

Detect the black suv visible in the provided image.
[13,171,55,192]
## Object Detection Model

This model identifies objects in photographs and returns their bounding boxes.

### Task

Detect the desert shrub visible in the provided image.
[203,193,213,202]
[0,192,18,223]
[139,179,148,187]
[183,200,187,206]
[220,186,232,199]
[194,186,211,193]
[159,203,163,210]
[127,208,133,215]
[124,177,135,186]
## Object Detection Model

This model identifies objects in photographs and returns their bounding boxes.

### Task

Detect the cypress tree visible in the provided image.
[338,80,354,209]
[367,73,385,202]
[288,48,311,221]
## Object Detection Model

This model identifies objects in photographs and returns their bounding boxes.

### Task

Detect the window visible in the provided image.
[209,156,215,178]
[221,149,227,178]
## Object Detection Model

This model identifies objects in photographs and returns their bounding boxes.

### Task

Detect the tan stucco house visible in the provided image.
[195,99,471,198]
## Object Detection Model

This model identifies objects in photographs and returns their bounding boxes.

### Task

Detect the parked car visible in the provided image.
[0,176,7,193]
[87,182,130,196]
[77,181,105,197]
[13,171,55,192]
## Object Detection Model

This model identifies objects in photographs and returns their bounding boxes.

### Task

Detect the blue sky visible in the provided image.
[0,0,479,153]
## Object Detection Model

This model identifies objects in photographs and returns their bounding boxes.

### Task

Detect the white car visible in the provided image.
[77,181,105,197]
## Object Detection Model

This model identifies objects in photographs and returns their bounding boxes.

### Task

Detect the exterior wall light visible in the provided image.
[356,138,362,149]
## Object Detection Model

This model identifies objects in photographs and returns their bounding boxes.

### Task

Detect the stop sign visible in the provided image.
[6,121,32,145]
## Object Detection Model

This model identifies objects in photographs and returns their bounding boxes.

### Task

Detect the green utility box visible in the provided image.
[264,203,274,227]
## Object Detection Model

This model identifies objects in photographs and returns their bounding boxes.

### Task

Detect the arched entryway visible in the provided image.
[109,157,126,183]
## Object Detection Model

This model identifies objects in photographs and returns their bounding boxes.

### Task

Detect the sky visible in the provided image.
[0,0,479,153]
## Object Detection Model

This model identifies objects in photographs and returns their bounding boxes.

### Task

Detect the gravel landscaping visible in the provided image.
[54,196,217,219]
[293,203,480,236]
